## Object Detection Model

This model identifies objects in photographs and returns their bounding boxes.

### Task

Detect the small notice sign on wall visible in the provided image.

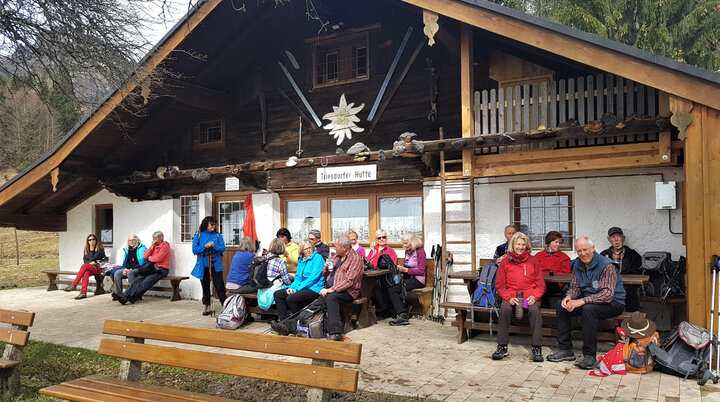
[317,164,377,184]
[225,176,240,191]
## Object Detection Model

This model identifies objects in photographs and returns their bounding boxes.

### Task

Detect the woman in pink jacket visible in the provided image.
[493,231,546,362]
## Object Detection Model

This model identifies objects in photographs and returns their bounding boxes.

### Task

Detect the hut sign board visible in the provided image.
[317,165,377,184]
[225,176,240,191]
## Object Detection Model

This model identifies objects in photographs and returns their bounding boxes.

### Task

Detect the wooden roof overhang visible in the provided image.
[403,0,720,111]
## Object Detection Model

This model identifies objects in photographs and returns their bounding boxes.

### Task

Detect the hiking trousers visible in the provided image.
[274,288,319,321]
[73,263,102,293]
[498,299,542,346]
[201,266,227,306]
[125,267,169,302]
[387,276,424,315]
[556,300,625,356]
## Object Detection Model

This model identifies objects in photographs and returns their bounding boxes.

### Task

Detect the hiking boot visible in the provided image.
[244,315,255,325]
[111,293,119,301]
[547,349,575,362]
[64,284,77,292]
[575,355,597,370]
[492,344,508,360]
[270,320,290,336]
[325,333,344,342]
[74,292,87,300]
[531,346,544,362]
[202,305,212,316]
[117,293,129,305]
[388,313,409,326]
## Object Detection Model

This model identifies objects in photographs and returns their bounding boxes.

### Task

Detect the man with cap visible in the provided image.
[600,226,642,312]
[547,236,626,370]
[308,229,330,260]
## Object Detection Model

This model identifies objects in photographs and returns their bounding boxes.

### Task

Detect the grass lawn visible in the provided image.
[0,228,58,260]
[0,258,58,289]
[4,340,430,401]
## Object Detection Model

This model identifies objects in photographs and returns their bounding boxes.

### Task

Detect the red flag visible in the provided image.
[242,194,258,241]
[590,327,627,377]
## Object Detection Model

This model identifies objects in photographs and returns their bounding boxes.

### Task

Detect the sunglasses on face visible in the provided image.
[376,236,387,240]
[88,238,97,241]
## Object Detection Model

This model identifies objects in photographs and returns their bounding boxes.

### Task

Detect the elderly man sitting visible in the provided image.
[547,236,626,369]
[270,234,364,341]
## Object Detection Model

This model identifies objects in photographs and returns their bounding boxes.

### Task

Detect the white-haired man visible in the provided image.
[547,237,626,370]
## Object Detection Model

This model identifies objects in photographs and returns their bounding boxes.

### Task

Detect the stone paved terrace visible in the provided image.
[2,286,720,401]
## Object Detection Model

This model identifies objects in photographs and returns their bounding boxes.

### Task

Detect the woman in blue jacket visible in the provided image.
[191,216,227,316]
[272,239,325,320]
[110,235,147,300]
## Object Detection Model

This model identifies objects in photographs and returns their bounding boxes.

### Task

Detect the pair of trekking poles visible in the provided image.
[707,255,720,383]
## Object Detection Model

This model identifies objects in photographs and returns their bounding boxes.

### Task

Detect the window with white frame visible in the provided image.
[512,189,574,249]
[180,196,200,242]
[218,201,246,246]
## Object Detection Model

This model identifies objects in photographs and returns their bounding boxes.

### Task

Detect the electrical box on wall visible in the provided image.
[656,181,677,210]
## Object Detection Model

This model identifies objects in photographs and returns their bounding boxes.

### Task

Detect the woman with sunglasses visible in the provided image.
[191,216,227,316]
[366,229,397,267]
[272,239,325,321]
[64,234,107,299]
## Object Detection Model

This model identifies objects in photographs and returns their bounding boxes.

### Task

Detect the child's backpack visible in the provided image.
[250,255,279,289]
[648,322,713,381]
[623,332,660,374]
[216,294,247,330]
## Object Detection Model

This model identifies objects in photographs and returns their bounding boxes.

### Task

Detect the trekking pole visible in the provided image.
[710,256,717,375]
[208,253,215,317]
[714,255,720,376]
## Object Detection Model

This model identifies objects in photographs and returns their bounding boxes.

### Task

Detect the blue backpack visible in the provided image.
[470,263,500,334]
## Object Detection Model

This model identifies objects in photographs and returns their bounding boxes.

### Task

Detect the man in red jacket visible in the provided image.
[118,231,171,304]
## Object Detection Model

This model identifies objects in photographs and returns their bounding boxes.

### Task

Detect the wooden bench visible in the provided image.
[39,319,362,401]
[42,270,106,295]
[1,309,35,399]
[439,301,631,344]
[108,274,190,301]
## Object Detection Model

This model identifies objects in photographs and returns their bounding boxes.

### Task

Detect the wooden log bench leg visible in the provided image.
[416,291,432,319]
[353,297,374,329]
[44,272,58,291]
[455,309,469,344]
[308,359,333,402]
[169,279,183,301]
[1,324,29,399]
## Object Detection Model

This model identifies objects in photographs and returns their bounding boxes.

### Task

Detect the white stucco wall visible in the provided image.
[423,166,685,302]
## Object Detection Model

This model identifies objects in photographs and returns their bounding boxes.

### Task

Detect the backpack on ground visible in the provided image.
[249,255,279,289]
[648,321,713,381]
[216,294,247,330]
[623,332,660,374]
[294,298,328,339]
[641,252,685,298]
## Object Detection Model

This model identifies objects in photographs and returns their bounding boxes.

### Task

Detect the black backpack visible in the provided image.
[641,252,685,298]
[249,255,279,289]
[378,255,404,289]
[649,321,715,384]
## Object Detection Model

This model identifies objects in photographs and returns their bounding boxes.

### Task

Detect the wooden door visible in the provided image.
[213,193,250,285]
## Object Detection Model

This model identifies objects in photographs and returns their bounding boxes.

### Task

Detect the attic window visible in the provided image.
[312,31,370,88]
[193,119,225,150]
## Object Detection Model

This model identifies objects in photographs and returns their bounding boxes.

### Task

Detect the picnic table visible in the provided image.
[358,269,389,328]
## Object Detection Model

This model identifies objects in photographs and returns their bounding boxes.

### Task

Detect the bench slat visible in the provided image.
[103,319,361,364]
[0,328,30,346]
[0,358,21,369]
[0,309,35,327]
[98,339,359,393]
[40,383,139,402]
[39,375,233,402]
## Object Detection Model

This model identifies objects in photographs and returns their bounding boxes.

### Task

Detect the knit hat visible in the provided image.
[309,229,321,239]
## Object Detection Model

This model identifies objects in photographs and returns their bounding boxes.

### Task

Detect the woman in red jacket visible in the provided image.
[534,231,571,308]
[493,232,546,363]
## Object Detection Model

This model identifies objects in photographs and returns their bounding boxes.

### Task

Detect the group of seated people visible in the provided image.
[491,224,643,370]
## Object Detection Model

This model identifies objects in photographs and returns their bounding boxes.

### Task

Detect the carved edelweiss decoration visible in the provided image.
[423,10,439,46]
[322,94,365,145]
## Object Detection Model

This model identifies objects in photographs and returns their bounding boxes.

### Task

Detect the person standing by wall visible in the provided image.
[191,216,227,316]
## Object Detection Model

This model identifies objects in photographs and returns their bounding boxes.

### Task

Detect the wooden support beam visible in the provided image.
[460,23,474,177]
[684,103,720,327]
[419,118,667,152]
[25,177,85,213]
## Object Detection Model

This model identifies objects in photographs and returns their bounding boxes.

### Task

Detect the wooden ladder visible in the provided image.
[438,128,476,317]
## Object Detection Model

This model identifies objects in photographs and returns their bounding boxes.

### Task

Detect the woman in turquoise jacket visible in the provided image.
[191,216,227,316]
[272,239,325,320]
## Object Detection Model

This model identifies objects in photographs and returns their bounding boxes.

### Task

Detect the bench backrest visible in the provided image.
[101,319,361,392]
[397,257,435,286]
[0,309,35,347]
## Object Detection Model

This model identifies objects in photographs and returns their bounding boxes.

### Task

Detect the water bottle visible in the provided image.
[515,291,524,319]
